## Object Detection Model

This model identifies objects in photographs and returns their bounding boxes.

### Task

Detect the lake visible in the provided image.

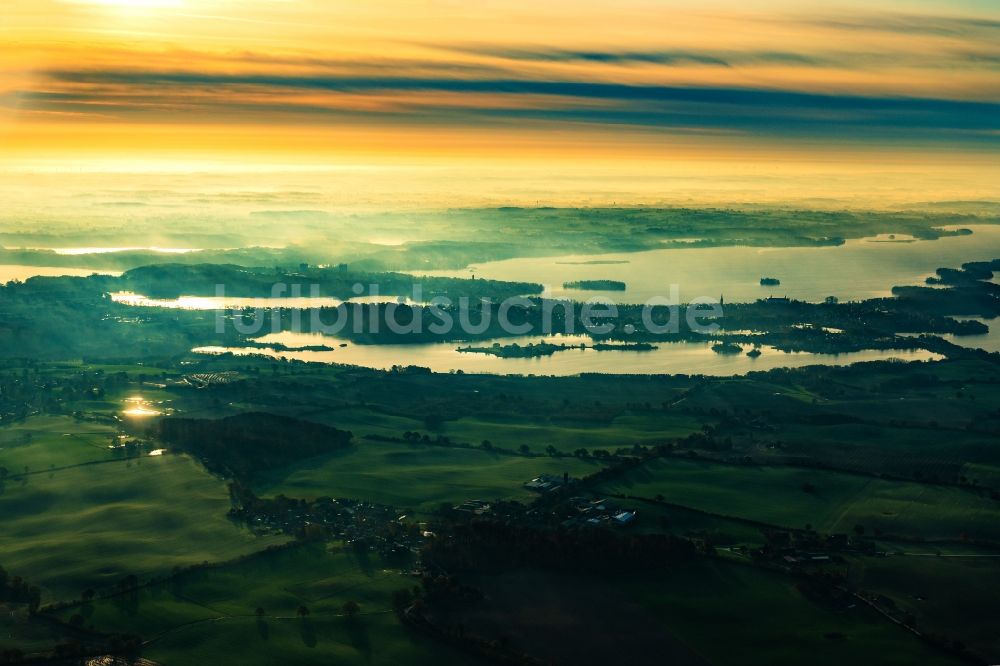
[420,225,1000,304]
[937,317,1000,353]
[89,228,997,374]
[193,332,943,377]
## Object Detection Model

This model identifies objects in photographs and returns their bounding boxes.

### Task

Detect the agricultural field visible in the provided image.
[959,462,1000,488]
[597,457,1000,541]
[253,440,601,513]
[0,446,286,601]
[441,411,703,454]
[846,555,1000,661]
[624,560,966,666]
[627,501,766,545]
[296,405,428,441]
[2,353,999,665]
[424,560,967,666]
[759,422,1000,477]
[53,543,476,666]
[0,415,121,472]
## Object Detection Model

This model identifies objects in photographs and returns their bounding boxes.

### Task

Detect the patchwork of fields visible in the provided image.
[2,353,999,665]
[597,457,1000,541]
[55,544,473,666]
[254,440,601,513]
[1,419,287,600]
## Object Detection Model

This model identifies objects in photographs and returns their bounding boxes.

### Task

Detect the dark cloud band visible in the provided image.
[14,68,1000,146]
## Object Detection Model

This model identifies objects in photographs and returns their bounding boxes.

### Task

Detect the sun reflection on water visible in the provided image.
[122,395,164,417]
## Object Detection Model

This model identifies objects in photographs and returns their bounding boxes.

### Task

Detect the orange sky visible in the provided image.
[1,0,999,203]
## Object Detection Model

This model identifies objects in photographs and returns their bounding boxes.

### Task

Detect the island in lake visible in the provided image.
[458,340,657,358]
[244,341,335,352]
[592,342,657,351]
[712,341,744,355]
[563,279,627,291]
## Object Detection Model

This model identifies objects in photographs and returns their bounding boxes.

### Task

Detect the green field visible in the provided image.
[764,422,1000,476]
[426,560,966,666]
[441,412,703,454]
[56,543,476,666]
[626,560,965,666]
[0,415,122,472]
[961,462,1000,488]
[629,501,766,545]
[3,353,1000,664]
[254,440,601,512]
[310,407,426,440]
[0,451,286,600]
[597,457,1000,540]
[849,555,1000,660]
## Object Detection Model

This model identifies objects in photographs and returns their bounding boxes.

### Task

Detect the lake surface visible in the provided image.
[0,265,121,284]
[193,332,942,377]
[92,228,996,374]
[939,317,1000,353]
[421,225,1000,304]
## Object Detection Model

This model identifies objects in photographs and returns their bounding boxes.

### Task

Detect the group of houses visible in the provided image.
[563,496,637,528]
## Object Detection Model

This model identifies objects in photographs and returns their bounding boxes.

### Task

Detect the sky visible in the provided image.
[1,0,999,206]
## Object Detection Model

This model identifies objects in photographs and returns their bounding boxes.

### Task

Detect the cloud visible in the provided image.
[795,12,1000,37]
[16,68,998,146]
[439,44,1000,71]
[438,47,826,68]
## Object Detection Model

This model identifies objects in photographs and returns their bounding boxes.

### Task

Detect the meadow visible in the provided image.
[426,559,966,666]
[0,415,120,472]
[253,440,602,513]
[55,543,473,666]
[624,560,965,666]
[848,555,1000,659]
[597,457,1000,541]
[2,352,999,664]
[0,442,286,601]
[441,412,703,454]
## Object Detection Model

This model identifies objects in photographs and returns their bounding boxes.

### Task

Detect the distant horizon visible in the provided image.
[3,0,1000,211]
